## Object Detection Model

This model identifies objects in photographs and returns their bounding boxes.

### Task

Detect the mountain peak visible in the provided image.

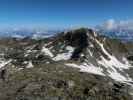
[0,28,133,99]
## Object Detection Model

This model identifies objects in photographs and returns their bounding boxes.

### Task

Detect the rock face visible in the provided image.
[127,56,133,61]
[64,28,89,60]
[0,28,133,100]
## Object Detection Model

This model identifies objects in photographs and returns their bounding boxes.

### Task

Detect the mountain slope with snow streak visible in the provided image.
[45,28,133,83]
[0,28,132,83]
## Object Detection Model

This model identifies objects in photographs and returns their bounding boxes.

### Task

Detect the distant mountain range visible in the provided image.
[95,28,133,42]
[0,29,63,39]
[0,26,132,42]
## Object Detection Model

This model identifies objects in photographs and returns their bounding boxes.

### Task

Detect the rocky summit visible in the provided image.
[0,28,133,100]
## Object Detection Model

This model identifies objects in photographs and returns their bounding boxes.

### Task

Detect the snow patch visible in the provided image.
[88,49,93,57]
[65,63,104,76]
[0,59,12,68]
[53,53,72,61]
[66,46,74,51]
[41,46,54,57]
[26,61,34,68]
[53,46,74,61]
[96,39,132,69]
[108,70,132,82]
[122,57,130,65]
[96,39,133,82]
[89,43,94,48]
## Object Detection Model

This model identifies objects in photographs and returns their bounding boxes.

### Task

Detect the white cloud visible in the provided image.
[103,19,116,30]
[99,19,133,30]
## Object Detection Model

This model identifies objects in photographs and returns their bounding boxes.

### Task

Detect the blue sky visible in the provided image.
[0,0,133,29]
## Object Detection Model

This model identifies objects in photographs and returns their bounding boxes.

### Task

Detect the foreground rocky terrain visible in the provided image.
[0,28,133,100]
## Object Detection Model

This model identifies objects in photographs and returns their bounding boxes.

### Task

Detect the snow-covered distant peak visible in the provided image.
[12,34,25,39]
[32,33,54,39]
